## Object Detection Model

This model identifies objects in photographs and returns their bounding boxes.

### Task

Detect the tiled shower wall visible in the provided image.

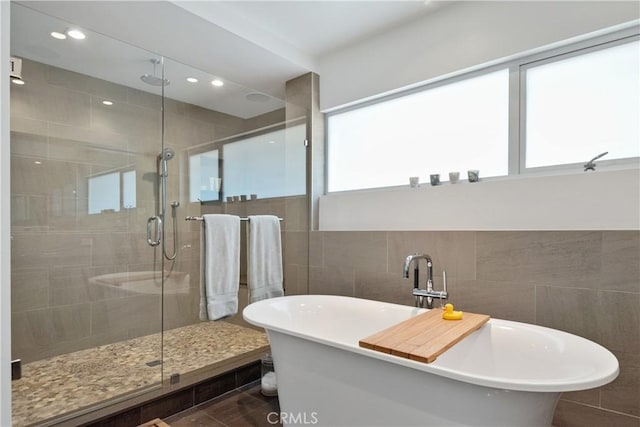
[309,230,640,425]
[9,58,288,363]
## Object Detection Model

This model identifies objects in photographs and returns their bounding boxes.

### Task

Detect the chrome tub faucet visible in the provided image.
[402,253,448,309]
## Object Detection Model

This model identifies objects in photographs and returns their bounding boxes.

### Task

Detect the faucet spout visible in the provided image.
[402,253,432,281]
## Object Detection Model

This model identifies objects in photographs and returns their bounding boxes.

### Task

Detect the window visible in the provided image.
[327,33,639,193]
[328,70,509,192]
[188,123,306,202]
[223,124,306,199]
[122,170,136,209]
[189,149,219,202]
[88,170,136,214]
[524,40,640,169]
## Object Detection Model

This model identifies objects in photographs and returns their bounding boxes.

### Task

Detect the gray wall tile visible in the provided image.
[355,271,414,306]
[90,295,162,335]
[11,270,50,312]
[598,291,640,354]
[601,231,640,293]
[46,65,129,102]
[323,231,387,272]
[309,231,324,268]
[536,286,601,344]
[12,304,92,362]
[10,130,47,157]
[477,231,602,284]
[601,351,640,417]
[284,231,308,266]
[309,266,354,296]
[453,279,535,324]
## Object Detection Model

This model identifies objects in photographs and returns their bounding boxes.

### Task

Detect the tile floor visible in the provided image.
[12,322,269,426]
[165,383,281,427]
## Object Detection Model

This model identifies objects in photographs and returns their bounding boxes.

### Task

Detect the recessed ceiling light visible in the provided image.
[50,31,67,40]
[11,78,25,85]
[267,140,276,144]
[186,77,198,83]
[67,29,86,40]
[34,161,42,165]
[211,79,224,87]
[246,92,270,103]
[102,100,113,106]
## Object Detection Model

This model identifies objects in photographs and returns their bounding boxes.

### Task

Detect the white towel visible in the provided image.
[199,214,240,320]
[247,215,284,303]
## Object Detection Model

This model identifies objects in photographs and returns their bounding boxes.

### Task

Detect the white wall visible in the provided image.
[0,0,11,424]
[319,169,640,231]
[319,1,640,111]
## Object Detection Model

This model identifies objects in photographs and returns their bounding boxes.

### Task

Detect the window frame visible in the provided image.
[188,148,220,203]
[325,27,640,194]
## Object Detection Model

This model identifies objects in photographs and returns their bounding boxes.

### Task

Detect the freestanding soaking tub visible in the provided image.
[243,295,619,427]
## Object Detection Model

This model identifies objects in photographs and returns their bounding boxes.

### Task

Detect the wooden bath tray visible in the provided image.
[359,309,490,363]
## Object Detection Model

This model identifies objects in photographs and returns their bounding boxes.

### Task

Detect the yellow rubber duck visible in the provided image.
[442,303,463,320]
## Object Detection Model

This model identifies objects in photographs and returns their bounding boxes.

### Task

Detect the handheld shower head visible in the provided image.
[158,148,175,177]
[161,148,175,161]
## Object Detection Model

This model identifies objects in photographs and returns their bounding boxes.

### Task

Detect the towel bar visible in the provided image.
[185,216,283,222]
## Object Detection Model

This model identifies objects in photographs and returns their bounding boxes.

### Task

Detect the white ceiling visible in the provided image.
[13,1,448,118]
[173,1,447,61]
[232,1,442,57]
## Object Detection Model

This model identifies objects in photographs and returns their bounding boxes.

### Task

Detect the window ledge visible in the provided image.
[319,168,640,231]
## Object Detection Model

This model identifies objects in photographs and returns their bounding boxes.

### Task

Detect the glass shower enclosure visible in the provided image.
[9,4,304,425]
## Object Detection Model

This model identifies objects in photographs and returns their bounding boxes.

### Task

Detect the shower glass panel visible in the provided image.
[158,57,295,384]
[10,5,164,425]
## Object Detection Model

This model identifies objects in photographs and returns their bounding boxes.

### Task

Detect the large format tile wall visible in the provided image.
[9,58,287,363]
[309,230,640,425]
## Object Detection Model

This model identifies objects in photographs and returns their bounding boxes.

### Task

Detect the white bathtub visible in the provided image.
[243,295,619,427]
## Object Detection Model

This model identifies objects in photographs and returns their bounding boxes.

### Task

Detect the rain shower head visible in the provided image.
[140,74,169,86]
[141,59,170,87]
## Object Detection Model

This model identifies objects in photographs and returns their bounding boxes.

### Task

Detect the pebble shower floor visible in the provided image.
[12,322,269,426]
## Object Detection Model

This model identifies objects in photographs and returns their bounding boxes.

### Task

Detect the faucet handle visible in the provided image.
[442,271,447,294]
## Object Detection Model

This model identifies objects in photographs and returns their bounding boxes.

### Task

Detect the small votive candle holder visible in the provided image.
[409,176,420,188]
[449,171,460,184]
[468,170,480,183]
[430,174,440,186]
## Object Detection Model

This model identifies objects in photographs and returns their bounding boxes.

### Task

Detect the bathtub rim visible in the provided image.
[243,294,619,393]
